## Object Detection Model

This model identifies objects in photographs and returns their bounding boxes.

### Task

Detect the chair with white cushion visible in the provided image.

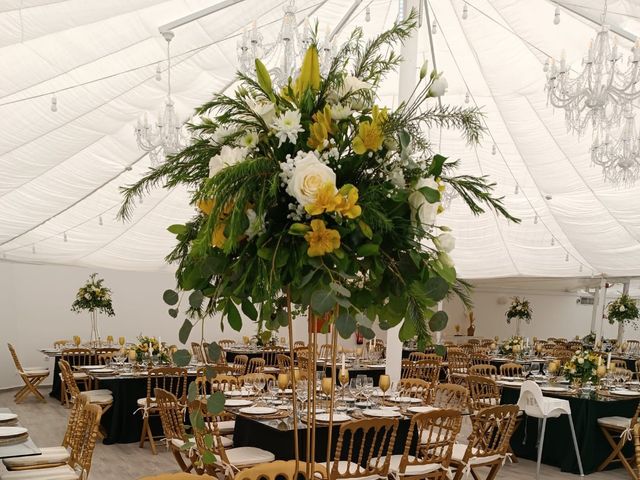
[7,344,49,404]
[234,460,326,480]
[380,409,462,480]
[596,399,640,477]
[3,395,89,471]
[517,380,584,479]
[60,348,93,406]
[466,375,501,413]
[0,401,102,480]
[330,417,399,480]
[450,404,519,480]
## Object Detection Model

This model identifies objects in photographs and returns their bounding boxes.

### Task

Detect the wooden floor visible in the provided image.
[0,387,629,479]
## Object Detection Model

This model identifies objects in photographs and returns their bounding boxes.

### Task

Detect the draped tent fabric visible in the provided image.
[0,0,639,277]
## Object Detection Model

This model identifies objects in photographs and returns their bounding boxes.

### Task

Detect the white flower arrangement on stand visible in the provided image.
[505,296,532,336]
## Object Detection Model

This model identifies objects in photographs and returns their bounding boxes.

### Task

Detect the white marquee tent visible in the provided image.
[1,0,640,279]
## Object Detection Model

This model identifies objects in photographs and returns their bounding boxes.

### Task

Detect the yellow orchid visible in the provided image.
[335,184,362,219]
[307,105,334,151]
[304,219,341,257]
[305,182,339,216]
[352,121,384,155]
[293,46,320,99]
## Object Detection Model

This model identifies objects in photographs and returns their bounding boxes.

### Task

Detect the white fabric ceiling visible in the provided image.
[1,0,639,279]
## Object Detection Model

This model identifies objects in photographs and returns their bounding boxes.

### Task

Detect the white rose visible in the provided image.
[247,99,275,125]
[578,358,584,364]
[408,177,441,227]
[331,103,352,121]
[209,146,248,177]
[619,305,626,312]
[389,167,406,189]
[429,75,448,97]
[287,151,336,206]
[340,75,371,96]
[434,233,455,253]
[84,293,91,300]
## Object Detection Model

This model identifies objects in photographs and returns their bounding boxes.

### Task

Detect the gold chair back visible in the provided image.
[400,359,415,379]
[69,399,102,478]
[59,359,82,399]
[277,354,292,373]
[499,362,523,377]
[466,375,501,412]
[233,355,249,375]
[155,388,187,442]
[413,359,441,385]
[61,348,93,367]
[468,364,497,378]
[262,346,286,367]
[234,460,325,480]
[62,394,89,449]
[431,383,469,412]
[398,378,430,402]
[7,343,24,372]
[145,367,188,408]
[191,342,205,363]
[246,357,266,374]
[459,405,519,464]
[218,339,235,349]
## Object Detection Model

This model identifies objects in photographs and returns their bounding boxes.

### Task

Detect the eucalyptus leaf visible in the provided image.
[424,277,449,302]
[168,308,178,319]
[434,344,447,357]
[427,154,448,178]
[357,243,379,257]
[418,186,441,204]
[359,325,376,340]
[207,343,222,363]
[399,318,417,341]
[189,290,204,309]
[163,289,179,306]
[429,311,448,331]
[241,299,258,321]
[188,381,198,402]
[167,224,186,235]
[172,349,191,367]
[330,282,351,298]
[207,391,226,414]
[226,301,242,331]
[178,319,193,344]
[310,289,336,315]
[335,310,357,339]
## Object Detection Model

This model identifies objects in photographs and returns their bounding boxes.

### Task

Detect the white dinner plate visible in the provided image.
[407,406,439,414]
[498,381,524,387]
[355,401,375,408]
[314,413,351,423]
[610,389,640,397]
[225,399,254,407]
[0,427,28,439]
[0,413,18,423]
[79,365,102,370]
[342,396,356,402]
[540,386,568,392]
[89,368,115,374]
[380,405,400,411]
[239,406,278,415]
[225,389,251,397]
[363,409,402,418]
[389,396,422,404]
[367,364,386,368]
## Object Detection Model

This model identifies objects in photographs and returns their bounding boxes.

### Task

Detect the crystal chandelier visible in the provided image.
[135,31,188,166]
[236,0,335,88]
[592,104,640,186]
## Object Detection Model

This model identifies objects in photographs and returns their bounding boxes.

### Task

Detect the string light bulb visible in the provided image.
[31,245,36,254]
[155,63,162,82]
[534,214,539,224]
[431,20,437,35]
[553,6,560,25]
[365,6,371,22]
[565,252,569,262]
[543,58,550,73]
[50,94,57,112]
[514,185,519,194]
[551,237,555,246]
[63,232,68,242]
[462,4,468,19]
[464,92,470,104]
[491,144,497,155]
[98,216,103,226]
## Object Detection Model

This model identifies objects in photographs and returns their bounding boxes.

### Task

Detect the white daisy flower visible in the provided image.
[272,110,304,146]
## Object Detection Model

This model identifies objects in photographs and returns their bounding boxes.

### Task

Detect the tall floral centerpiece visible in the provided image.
[119,13,515,473]
[71,273,114,346]
[505,296,532,336]
[607,293,639,345]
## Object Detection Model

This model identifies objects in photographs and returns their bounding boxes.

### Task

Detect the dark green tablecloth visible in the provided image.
[501,387,639,474]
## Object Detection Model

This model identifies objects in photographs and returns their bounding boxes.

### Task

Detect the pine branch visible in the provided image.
[443,174,520,223]
[449,278,473,310]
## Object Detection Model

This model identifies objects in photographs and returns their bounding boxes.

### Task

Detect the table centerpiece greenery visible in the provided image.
[560,349,604,387]
[498,336,524,357]
[132,335,169,363]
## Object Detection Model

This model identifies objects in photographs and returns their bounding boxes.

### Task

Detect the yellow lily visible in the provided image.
[307,105,334,151]
[335,184,362,219]
[304,219,341,257]
[294,46,321,98]
[352,121,384,154]
[305,182,339,216]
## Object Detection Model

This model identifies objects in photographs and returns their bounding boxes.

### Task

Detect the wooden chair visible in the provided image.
[58,360,112,437]
[401,359,416,379]
[262,346,285,368]
[389,410,462,479]
[408,352,429,362]
[7,343,49,404]
[138,367,188,454]
[60,347,93,406]
[499,362,523,377]
[446,350,469,384]
[3,395,88,471]
[211,374,240,392]
[232,355,249,376]
[155,388,199,473]
[318,344,333,360]
[398,378,430,402]
[413,359,441,385]
[276,354,292,373]
[596,399,640,477]
[430,383,469,412]
[468,364,497,378]
[234,460,326,480]
[612,359,628,369]
[94,348,117,365]
[634,423,640,479]
[450,405,519,480]
[218,339,236,349]
[329,418,399,480]
[293,341,306,349]
[469,354,490,366]
[466,375,501,413]
[246,357,265,374]
[191,342,205,363]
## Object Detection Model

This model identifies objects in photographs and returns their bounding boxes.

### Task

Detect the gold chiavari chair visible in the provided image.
[413,359,441,386]
[246,357,266,374]
[398,378,430,402]
[446,349,469,385]
[191,342,205,364]
[596,400,640,477]
[318,344,332,360]
[469,354,490,366]
[94,348,118,365]
[499,362,523,377]
[138,367,188,455]
[60,347,93,406]
[262,346,285,367]
[234,460,326,480]
[155,388,197,473]
[211,374,240,393]
[634,423,640,479]
[430,384,469,412]
[218,339,235,349]
[387,410,462,480]
[7,343,49,404]
[3,395,88,471]
[408,352,429,362]
[465,375,501,413]
[401,359,416,379]
[293,341,306,349]
[189,403,275,475]
[450,405,520,480]
[329,418,399,480]
[232,355,249,376]
[1,398,102,480]
[276,354,292,373]
[467,364,497,378]
[635,359,640,379]
[612,359,629,370]
[294,346,308,364]
[614,368,634,383]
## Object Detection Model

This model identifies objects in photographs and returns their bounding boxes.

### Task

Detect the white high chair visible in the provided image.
[517,380,584,479]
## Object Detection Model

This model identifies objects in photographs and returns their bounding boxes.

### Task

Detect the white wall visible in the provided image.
[0,262,384,389]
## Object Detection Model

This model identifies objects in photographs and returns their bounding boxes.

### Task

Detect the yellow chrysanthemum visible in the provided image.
[352,121,384,155]
[304,219,341,257]
[305,182,339,216]
[307,105,334,151]
[335,184,362,219]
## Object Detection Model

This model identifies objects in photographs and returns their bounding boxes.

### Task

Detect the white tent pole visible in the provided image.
[590,284,601,334]
[158,0,247,34]
[386,0,419,384]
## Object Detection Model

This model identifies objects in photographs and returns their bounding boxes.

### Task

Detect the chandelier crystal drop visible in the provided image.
[236,1,335,89]
[135,31,188,166]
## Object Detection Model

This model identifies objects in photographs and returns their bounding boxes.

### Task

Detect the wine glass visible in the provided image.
[363,377,374,407]
[277,373,289,392]
[349,379,359,403]
[338,368,349,404]
[379,375,390,404]
[118,336,126,347]
[297,380,308,416]
[106,335,114,347]
[255,376,266,404]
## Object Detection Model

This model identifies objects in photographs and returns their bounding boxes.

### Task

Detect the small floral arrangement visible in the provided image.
[133,336,169,363]
[498,336,524,356]
[505,297,532,324]
[607,294,639,327]
[561,349,602,385]
[71,273,115,316]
